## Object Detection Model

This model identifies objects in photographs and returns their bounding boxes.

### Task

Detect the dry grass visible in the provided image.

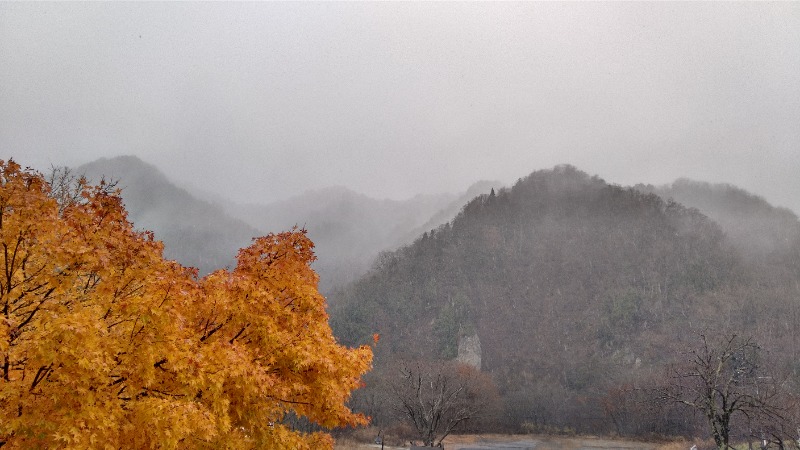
[334,432,698,450]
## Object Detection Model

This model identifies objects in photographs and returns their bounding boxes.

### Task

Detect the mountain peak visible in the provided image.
[75,156,260,276]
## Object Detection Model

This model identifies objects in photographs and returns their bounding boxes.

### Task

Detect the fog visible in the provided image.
[2,2,799,213]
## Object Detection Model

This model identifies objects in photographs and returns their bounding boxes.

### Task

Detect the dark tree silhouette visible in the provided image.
[391,362,491,447]
[659,334,792,449]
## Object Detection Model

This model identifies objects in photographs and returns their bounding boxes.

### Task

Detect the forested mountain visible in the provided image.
[76,156,261,275]
[397,179,499,246]
[330,165,800,436]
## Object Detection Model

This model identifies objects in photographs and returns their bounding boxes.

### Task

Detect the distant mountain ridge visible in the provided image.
[75,156,261,275]
[397,179,499,246]
[73,155,500,291]
[636,179,800,262]
[224,182,500,292]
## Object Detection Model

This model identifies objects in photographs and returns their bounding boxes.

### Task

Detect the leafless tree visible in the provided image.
[659,334,795,449]
[46,165,118,213]
[391,361,489,447]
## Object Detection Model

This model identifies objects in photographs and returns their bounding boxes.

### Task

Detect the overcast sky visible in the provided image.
[2,2,799,212]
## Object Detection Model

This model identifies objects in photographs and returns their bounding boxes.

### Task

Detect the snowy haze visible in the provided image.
[2,2,799,212]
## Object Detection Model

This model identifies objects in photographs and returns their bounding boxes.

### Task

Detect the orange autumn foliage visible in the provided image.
[0,160,372,449]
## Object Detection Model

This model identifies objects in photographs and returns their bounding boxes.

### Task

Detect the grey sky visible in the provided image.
[2,2,799,212]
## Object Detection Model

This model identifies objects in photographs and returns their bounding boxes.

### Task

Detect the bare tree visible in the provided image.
[659,334,795,449]
[391,361,491,447]
[46,165,118,213]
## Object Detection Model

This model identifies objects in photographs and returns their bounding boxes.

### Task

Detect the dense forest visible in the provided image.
[329,165,800,439]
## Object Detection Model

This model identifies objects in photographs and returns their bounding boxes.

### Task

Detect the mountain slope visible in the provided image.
[396,179,500,246]
[330,165,800,434]
[333,165,740,361]
[76,156,261,275]
[637,179,800,263]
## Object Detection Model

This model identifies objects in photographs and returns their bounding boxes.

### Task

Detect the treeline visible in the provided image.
[330,165,800,439]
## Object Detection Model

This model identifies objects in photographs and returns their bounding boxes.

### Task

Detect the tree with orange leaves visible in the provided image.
[0,160,371,449]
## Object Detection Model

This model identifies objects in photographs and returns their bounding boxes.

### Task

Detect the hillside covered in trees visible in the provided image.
[330,165,800,437]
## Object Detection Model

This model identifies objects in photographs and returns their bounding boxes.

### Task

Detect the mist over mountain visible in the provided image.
[72,155,498,291]
[637,179,800,264]
[330,165,800,435]
[75,155,261,275]
[224,182,499,292]
[397,179,500,246]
